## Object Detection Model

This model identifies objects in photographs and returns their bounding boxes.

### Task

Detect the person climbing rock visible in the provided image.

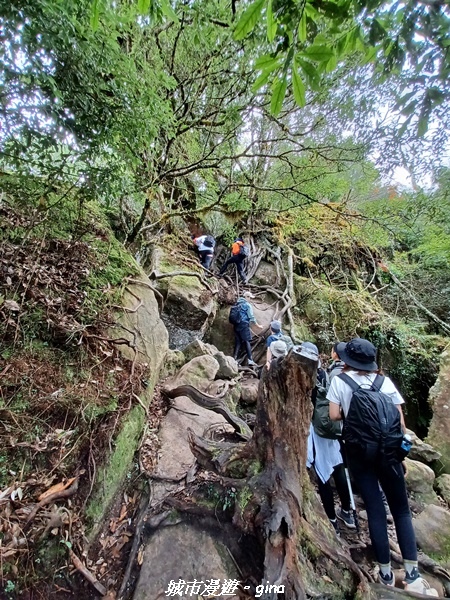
[219,237,249,284]
[192,233,215,269]
[229,291,262,366]
[265,320,293,368]
[305,342,355,535]
[328,338,438,596]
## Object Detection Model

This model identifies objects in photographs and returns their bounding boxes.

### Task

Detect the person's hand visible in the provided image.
[256,323,263,329]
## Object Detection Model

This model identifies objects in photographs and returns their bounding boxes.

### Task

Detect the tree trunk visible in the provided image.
[251,349,315,599]
[187,348,368,599]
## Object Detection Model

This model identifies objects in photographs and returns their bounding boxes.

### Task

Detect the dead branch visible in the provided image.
[24,478,79,531]
[118,483,153,600]
[70,549,107,596]
[388,270,450,335]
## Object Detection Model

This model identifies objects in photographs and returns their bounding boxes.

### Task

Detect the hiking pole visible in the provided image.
[340,440,360,533]
[344,464,360,534]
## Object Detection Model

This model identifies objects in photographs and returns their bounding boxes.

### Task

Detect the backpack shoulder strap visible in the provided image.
[371,374,385,391]
[337,373,360,392]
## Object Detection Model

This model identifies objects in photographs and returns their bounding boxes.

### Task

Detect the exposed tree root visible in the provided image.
[165,383,252,440]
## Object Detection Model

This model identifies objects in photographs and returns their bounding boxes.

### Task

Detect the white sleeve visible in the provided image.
[326,376,341,406]
[381,377,405,405]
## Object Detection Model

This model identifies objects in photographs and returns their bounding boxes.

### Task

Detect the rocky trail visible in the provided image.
[2,231,450,600]
[86,261,450,600]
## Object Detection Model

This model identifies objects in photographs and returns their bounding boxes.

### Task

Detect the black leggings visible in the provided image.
[348,452,416,564]
[316,463,350,520]
[219,256,246,282]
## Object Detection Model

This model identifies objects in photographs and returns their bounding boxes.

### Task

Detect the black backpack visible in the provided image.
[312,373,341,440]
[339,373,403,463]
[203,235,215,248]
[229,303,250,326]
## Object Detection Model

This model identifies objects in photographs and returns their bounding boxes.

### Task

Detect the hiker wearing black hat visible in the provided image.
[218,237,249,284]
[328,338,438,596]
[305,342,355,535]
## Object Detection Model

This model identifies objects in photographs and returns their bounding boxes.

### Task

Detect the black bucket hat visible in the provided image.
[339,338,378,371]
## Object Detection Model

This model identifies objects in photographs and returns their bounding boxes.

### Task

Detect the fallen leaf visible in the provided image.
[137,546,144,565]
[4,300,20,312]
[38,477,76,501]
[118,504,127,522]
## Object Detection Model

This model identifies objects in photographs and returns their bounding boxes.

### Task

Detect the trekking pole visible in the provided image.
[344,465,360,533]
[340,440,360,533]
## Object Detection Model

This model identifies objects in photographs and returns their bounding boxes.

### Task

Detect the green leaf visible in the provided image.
[297,57,320,90]
[270,76,288,116]
[255,54,280,70]
[137,0,151,14]
[325,51,337,72]
[292,67,305,107]
[159,0,178,22]
[398,115,413,137]
[304,45,334,62]
[298,11,307,43]
[304,3,318,18]
[417,114,428,137]
[234,0,265,41]
[401,100,417,117]
[90,0,100,31]
[252,68,276,92]
[267,0,277,42]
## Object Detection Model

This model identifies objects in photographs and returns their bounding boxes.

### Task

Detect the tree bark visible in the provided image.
[251,349,315,599]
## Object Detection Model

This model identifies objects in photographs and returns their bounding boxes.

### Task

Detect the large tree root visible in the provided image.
[165,383,252,440]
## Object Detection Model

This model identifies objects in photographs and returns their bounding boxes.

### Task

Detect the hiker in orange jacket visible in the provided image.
[218,237,248,284]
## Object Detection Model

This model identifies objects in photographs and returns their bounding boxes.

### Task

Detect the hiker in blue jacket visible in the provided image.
[328,338,437,596]
[229,292,262,366]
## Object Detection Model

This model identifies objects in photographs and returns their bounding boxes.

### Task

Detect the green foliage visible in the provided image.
[233,0,450,137]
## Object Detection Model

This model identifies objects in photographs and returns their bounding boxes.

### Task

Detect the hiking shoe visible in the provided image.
[248,359,257,367]
[337,508,356,529]
[404,576,438,596]
[378,571,395,587]
[329,519,340,537]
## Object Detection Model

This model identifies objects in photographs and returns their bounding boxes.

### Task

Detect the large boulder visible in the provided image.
[182,339,239,379]
[183,339,217,362]
[163,355,220,393]
[112,276,169,385]
[426,350,450,474]
[404,458,439,505]
[133,523,239,600]
[239,378,259,405]
[151,247,217,344]
[214,352,239,379]
[405,428,442,465]
[435,474,450,508]
[413,504,450,556]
